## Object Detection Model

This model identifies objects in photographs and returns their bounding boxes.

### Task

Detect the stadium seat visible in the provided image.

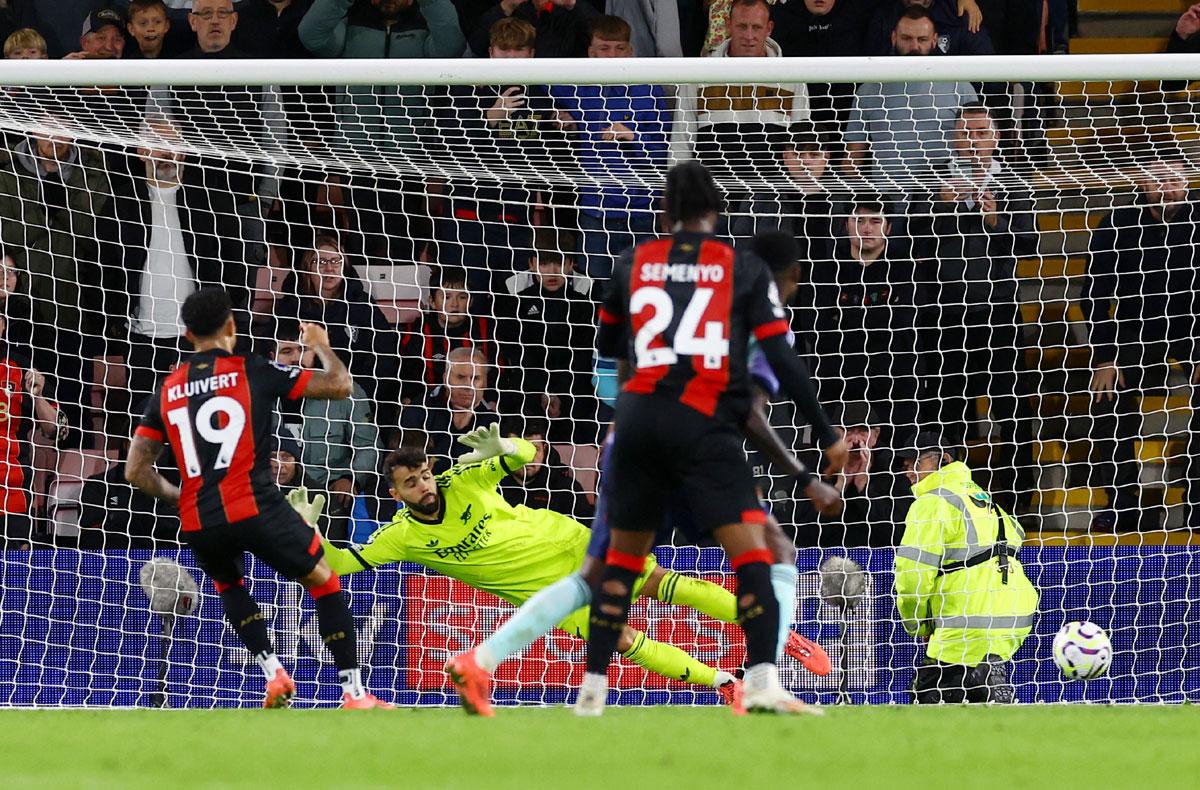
[250,265,289,317]
[362,264,426,325]
[552,443,601,500]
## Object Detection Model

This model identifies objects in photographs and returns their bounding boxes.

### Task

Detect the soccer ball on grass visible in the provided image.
[1052,621,1112,680]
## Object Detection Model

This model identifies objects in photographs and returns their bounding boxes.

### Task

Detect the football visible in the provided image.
[1053,621,1113,680]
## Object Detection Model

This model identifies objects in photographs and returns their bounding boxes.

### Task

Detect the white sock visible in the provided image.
[339,668,365,699]
[771,564,799,662]
[744,663,780,694]
[712,670,736,689]
[255,651,284,681]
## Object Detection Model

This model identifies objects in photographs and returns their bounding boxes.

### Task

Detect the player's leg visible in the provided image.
[185,528,293,707]
[252,506,392,709]
[762,513,831,675]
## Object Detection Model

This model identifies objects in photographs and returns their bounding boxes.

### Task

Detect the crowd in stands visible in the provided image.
[0,0,1194,553]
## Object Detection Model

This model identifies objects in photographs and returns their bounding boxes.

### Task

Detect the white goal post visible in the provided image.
[0,54,1197,707]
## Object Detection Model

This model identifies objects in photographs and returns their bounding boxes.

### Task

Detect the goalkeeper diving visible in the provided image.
[288,423,820,702]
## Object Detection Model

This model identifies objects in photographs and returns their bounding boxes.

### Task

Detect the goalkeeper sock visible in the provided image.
[255,651,284,681]
[621,630,717,688]
[218,583,274,662]
[732,550,781,668]
[308,575,363,697]
[655,570,737,622]
[770,563,799,663]
[586,552,642,675]
[477,572,591,672]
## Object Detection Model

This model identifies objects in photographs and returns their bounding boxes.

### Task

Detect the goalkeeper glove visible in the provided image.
[458,422,517,464]
[286,486,326,526]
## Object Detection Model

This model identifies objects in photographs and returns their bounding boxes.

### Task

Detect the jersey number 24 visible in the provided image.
[631,286,729,370]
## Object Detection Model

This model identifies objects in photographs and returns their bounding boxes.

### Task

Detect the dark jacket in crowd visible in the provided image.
[398,390,500,471]
[399,310,498,402]
[97,162,249,333]
[495,278,596,428]
[276,274,398,399]
[730,190,839,265]
[431,82,575,207]
[79,464,179,549]
[470,0,602,58]
[499,444,594,523]
[864,0,993,56]
[233,0,315,57]
[1083,193,1200,366]
[769,0,866,57]
[911,160,1038,315]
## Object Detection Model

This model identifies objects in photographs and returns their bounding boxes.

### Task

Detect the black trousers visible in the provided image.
[912,655,1015,704]
[921,306,1036,513]
[1086,342,1200,526]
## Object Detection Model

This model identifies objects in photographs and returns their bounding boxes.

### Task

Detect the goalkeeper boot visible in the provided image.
[263,668,295,709]
[785,631,832,677]
[573,672,607,717]
[444,650,495,718]
[341,692,395,710]
[718,678,747,716]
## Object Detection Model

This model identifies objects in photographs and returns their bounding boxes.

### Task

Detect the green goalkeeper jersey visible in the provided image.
[321,439,591,606]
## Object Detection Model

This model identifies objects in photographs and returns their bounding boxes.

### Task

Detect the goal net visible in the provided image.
[0,55,1198,707]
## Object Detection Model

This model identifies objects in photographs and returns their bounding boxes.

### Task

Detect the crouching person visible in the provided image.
[894,432,1039,703]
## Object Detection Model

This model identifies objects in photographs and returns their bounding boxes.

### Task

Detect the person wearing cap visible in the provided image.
[894,431,1038,703]
[66,8,126,59]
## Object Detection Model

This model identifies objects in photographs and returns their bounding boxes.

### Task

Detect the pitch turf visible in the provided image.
[2,706,1191,789]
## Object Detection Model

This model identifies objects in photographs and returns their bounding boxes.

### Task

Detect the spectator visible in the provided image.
[910,103,1037,513]
[4,28,47,59]
[0,253,37,361]
[672,0,809,192]
[552,15,669,279]
[495,231,598,441]
[864,0,991,57]
[65,8,126,59]
[97,117,248,404]
[0,122,112,418]
[79,437,178,549]
[794,401,907,547]
[272,322,381,542]
[398,346,499,469]
[729,120,838,263]
[974,0,1044,56]
[233,0,314,57]
[399,266,498,404]
[1169,3,1200,54]
[607,0,682,57]
[181,0,246,56]
[767,0,868,128]
[125,0,172,59]
[843,6,977,190]
[432,17,569,294]
[793,195,924,435]
[23,1,105,59]
[498,417,595,522]
[1082,159,1200,531]
[300,0,466,145]
[0,1,21,49]
[0,312,66,548]
[470,0,600,58]
[274,232,397,401]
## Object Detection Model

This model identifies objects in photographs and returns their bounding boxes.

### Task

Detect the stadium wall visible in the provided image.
[2,547,1197,707]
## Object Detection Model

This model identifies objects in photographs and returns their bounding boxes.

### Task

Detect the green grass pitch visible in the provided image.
[2,706,1191,789]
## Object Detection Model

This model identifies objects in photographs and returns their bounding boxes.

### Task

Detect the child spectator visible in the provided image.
[4,28,47,59]
[125,0,171,59]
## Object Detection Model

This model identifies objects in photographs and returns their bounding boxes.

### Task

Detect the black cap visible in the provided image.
[274,436,302,461]
[82,8,125,37]
[832,400,875,430]
[895,431,947,461]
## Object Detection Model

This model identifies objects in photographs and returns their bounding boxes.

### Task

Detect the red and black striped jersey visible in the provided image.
[135,350,312,532]
[596,231,789,424]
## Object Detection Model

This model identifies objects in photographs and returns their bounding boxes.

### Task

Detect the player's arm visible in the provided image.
[296,322,353,400]
[755,333,848,475]
[288,487,409,575]
[124,435,181,506]
[745,388,842,516]
[894,497,948,639]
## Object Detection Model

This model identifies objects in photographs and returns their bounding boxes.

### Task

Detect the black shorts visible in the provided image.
[605,393,764,541]
[183,502,323,585]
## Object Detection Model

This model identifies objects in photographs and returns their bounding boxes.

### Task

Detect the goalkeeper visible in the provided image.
[288,424,778,705]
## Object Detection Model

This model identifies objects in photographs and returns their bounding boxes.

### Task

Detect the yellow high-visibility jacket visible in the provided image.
[895,462,1039,666]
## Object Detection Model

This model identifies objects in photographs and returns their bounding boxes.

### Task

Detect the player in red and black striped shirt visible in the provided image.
[125,288,390,710]
[581,162,847,715]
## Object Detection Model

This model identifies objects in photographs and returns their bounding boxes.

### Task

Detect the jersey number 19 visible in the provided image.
[166,397,247,478]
